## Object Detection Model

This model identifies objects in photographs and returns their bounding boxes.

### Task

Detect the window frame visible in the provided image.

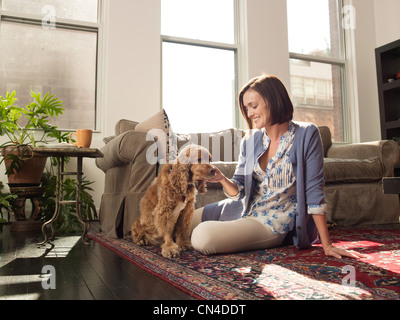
[287,0,350,143]
[160,0,245,130]
[0,0,104,132]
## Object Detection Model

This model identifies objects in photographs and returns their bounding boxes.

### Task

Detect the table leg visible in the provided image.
[76,156,90,245]
[38,156,63,246]
[38,155,91,246]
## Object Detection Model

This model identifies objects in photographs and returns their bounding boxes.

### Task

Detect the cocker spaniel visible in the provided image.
[131,145,216,258]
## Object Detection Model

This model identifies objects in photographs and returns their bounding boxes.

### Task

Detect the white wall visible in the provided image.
[86,0,162,208]
[102,0,161,136]
[374,0,400,48]
[350,0,381,142]
[246,0,290,88]
[348,0,400,142]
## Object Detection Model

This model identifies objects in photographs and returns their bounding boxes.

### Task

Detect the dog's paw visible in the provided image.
[161,243,181,259]
[136,238,148,246]
[177,241,193,252]
[133,236,148,246]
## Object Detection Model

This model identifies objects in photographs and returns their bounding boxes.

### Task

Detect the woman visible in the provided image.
[191,74,363,259]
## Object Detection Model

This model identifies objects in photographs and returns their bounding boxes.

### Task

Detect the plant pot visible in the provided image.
[1,146,48,187]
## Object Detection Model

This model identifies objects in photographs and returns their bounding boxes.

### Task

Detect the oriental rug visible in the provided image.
[88,224,400,300]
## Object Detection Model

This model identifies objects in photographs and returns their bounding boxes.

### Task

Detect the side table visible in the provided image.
[32,147,103,245]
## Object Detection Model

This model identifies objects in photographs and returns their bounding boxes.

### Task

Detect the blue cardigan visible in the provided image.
[202,121,326,249]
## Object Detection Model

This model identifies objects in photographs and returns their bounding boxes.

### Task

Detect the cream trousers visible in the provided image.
[190,208,286,255]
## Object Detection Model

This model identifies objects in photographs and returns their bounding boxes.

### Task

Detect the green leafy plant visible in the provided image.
[0,90,97,234]
[0,181,17,232]
[0,90,69,175]
[41,170,98,234]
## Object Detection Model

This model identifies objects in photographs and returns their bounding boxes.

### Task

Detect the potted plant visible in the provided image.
[0,90,69,186]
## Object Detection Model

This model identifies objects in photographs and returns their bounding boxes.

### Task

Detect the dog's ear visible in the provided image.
[169,163,190,194]
[159,164,172,186]
[196,180,207,194]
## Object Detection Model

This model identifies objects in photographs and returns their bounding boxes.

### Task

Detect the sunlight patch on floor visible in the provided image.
[0,293,41,300]
[360,250,400,274]
[0,274,44,286]
[42,236,81,258]
[255,264,372,300]
[0,236,81,268]
[0,236,81,300]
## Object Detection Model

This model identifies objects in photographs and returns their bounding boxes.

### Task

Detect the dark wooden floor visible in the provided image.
[0,222,193,300]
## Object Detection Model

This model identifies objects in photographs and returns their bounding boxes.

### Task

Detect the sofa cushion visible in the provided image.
[324,157,384,184]
[209,157,385,188]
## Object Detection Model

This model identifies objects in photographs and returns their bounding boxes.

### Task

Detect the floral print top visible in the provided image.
[248,121,298,234]
[224,121,327,235]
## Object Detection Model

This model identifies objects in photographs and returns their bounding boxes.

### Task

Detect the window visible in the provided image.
[0,0,101,130]
[287,0,347,142]
[161,0,239,133]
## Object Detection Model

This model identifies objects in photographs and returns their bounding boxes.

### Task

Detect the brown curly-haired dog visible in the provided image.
[131,145,216,258]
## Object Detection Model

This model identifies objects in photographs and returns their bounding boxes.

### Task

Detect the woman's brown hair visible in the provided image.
[238,74,294,129]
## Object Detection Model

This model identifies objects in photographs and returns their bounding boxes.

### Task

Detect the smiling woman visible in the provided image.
[238,74,294,129]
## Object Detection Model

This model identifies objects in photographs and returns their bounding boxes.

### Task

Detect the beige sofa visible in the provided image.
[96,119,400,239]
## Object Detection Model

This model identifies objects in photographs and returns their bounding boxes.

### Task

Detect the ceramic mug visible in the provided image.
[69,129,93,148]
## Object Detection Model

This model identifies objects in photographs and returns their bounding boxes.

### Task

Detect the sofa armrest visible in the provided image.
[96,130,155,172]
[327,140,399,177]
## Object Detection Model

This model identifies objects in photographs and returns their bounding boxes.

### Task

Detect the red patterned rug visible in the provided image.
[88,224,400,300]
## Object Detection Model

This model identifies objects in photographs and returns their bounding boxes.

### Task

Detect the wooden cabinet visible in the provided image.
[375,39,400,140]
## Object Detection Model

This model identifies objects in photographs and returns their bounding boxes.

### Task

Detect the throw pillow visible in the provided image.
[135,109,172,162]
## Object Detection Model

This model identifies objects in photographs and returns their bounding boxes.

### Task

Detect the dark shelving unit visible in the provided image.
[375,39,400,140]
